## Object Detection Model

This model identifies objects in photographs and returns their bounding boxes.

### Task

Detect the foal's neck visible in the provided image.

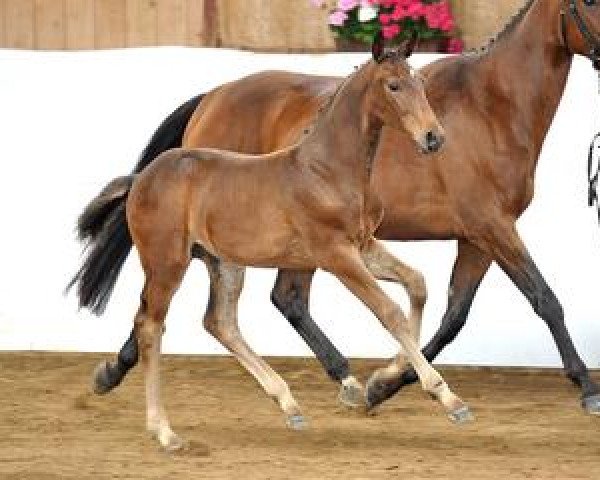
[300,63,382,185]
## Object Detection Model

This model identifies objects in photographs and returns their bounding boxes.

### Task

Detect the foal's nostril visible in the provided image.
[425,130,442,153]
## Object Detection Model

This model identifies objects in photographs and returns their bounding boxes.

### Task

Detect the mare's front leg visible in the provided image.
[203,257,307,429]
[326,239,472,424]
[481,223,600,414]
[271,268,364,407]
[367,240,491,409]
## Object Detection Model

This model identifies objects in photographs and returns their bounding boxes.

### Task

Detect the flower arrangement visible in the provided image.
[310,0,464,53]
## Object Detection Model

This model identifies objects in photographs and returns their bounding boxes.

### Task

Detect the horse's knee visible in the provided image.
[271,282,308,324]
[532,287,563,321]
[407,271,427,307]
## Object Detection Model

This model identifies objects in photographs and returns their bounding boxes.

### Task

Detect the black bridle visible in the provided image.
[561,0,600,69]
[560,1,600,220]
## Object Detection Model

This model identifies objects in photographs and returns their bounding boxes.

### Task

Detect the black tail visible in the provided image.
[67,94,205,314]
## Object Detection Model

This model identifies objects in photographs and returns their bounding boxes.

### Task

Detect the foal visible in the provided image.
[81,39,468,451]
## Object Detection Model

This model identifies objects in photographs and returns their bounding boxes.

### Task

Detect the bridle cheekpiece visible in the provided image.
[561,0,600,70]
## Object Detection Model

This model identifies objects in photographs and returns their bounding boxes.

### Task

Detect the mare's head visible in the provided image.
[562,0,600,66]
[365,32,444,153]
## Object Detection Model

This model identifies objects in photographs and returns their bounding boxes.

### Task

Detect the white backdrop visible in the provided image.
[0,47,599,367]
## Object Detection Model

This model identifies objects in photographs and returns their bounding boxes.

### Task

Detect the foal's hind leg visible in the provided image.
[136,266,187,451]
[203,256,306,429]
[271,269,364,408]
[360,241,428,408]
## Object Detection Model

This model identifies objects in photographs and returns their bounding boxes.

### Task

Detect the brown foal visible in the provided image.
[75,39,470,451]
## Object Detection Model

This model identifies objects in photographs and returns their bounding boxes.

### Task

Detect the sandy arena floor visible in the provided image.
[1,352,599,479]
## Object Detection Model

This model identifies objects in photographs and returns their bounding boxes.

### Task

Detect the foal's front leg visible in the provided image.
[202,257,306,429]
[360,240,428,408]
[327,239,472,423]
[366,240,492,409]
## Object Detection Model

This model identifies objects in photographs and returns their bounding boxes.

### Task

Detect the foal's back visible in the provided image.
[127,147,316,268]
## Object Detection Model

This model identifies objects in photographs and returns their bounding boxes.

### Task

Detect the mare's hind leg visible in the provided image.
[271,269,364,408]
[203,256,306,429]
[136,264,187,451]
[360,241,428,408]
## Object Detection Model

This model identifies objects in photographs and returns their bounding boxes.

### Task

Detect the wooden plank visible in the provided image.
[4,0,35,49]
[126,0,157,47]
[66,0,95,50]
[95,0,126,49]
[0,0,5,47]
[157,0,186,46]
[35,0,66,50]
[218,0,334,52]
[186,0,206,47]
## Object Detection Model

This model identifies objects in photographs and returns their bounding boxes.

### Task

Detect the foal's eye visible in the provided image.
[584,0,597,6]
[387,80,400,92]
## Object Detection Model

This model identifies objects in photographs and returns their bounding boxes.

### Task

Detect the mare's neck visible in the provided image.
[476,0,572,159]
[300,63,382,185]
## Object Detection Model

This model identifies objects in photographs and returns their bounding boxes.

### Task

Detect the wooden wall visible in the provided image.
[0,0,217,50]
[0,0,527,51]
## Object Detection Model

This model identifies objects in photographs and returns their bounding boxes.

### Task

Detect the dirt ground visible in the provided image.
[1,353,599,480]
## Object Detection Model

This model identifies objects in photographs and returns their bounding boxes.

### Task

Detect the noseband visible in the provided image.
[561,0,600,69]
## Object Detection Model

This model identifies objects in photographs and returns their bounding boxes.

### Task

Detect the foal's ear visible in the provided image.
[402,32,419,58]
[372,31,385,63]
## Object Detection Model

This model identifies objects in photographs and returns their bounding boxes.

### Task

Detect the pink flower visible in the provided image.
[446,38,464,53]
[337,0,360,11]
[329,10,349,26]
[382,24,401,39]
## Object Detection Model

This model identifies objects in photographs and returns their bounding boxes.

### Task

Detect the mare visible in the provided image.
[73,0,600,414]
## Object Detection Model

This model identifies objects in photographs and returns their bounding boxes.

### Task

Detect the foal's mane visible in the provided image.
[470,0,537,54]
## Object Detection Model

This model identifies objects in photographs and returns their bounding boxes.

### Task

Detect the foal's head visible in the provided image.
[366,33,444,154]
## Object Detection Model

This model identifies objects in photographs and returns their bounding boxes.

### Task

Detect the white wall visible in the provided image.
[0,47,599,367]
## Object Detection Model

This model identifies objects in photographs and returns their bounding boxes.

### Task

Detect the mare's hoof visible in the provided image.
[286,414,308,431]
[582,394,600,416]
[448,405,474,425]
[92,361,116,396]
[365,374,396,412]
[338,380,366,408]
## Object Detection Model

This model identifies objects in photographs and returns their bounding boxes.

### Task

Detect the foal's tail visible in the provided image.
[67,93,205,314]
[67,175,135,315]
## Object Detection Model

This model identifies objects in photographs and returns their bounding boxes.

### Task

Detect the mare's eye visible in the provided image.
[584,0,597,6]
[387,80,400,92]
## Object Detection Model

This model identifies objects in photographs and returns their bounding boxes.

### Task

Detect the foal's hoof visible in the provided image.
[92,361,118,395]
[582,394,600,415]
[338,378,366,408]
[286,414,308,431]
[448,405,474,425]
[159,432,186,453]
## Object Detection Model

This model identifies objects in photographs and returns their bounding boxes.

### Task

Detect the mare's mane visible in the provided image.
[469,0,537,54]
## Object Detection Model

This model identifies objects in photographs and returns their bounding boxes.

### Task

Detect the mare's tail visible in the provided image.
[67,94,204,314]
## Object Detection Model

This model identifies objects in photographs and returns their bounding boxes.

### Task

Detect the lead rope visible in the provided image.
[588,126,600,222]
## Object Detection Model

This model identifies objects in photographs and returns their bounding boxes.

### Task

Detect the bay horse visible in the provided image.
[73,0,600,415]
[73,39,469,451]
